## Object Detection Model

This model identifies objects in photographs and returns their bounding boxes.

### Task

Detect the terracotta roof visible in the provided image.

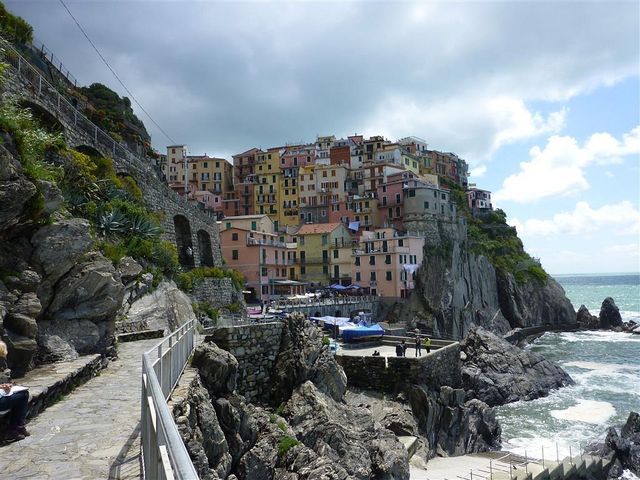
[296,223,342,235]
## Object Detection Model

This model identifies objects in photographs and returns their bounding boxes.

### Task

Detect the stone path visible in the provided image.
[0,338,159,479]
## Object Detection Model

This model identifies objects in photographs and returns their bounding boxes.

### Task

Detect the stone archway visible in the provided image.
[174,215,195,268]
[74,144,102,158]
[197,230,214,267]
[18,100,65,133]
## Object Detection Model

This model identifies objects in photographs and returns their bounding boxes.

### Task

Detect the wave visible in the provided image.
[556,331,640,343]
[550,399,616,425]
[621,470,640,480]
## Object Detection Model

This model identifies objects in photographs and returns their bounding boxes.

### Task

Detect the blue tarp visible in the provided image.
[348,221,360,231]
[345,284,362,290]
[329,283,348,290]
[341,324,385,342]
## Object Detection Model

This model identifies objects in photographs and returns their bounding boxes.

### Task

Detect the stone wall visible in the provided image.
[206,322,283,402]
[336,342,461,393]
[190,278,247,312]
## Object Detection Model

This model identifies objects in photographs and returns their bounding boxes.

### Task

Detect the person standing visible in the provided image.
[424,336,432,354]
[401,340,407,357]
[415,334,422,357]
[395,342,403,357]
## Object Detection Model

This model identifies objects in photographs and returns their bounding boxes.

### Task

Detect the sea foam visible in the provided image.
[550,399,616,425]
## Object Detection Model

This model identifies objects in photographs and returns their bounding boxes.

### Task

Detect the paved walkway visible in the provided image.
[0,338,159,479]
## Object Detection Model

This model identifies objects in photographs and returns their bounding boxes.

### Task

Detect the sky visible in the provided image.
[8,0,640,275]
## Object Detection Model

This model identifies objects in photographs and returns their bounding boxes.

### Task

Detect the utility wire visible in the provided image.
[58,0,177,145]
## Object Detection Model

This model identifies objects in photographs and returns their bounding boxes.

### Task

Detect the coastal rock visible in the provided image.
[4,292,41,338]
[283,381,409,480]
[461,328,574,406]
[576,304,599,329]
[269,314,347,406]
[408,384,501,457]
[192,342,238,397]
[117,256,143,284]
[599,297,623,329]
[37,180,63,215]
[125,280,196,333]
[3,330,38,376]
[593,412,640,477]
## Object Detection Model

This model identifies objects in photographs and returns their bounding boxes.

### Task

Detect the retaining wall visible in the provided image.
[336,342,461,393]
[206,322,283,402]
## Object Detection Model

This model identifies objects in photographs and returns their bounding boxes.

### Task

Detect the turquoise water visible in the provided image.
[496,273,640,461]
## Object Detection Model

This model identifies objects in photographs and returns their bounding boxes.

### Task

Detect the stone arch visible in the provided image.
[18,100,64,133]
[197,229,214,267]
[173,215,195,268]
[73,144,102,158]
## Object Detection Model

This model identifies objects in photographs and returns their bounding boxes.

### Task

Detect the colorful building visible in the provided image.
[295,223,353,287]
[467,187,493,211]
[351,228,424,298]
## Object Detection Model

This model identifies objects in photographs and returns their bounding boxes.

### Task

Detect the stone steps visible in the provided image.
[398,435,419,459]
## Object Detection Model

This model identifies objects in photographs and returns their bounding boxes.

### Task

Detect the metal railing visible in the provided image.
[141,320,198,480]
[270,295,376,310]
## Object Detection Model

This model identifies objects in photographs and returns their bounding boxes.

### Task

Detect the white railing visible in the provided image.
[141,320,199,480]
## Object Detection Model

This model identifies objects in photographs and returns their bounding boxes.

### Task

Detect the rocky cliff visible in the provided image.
[402,213,575,338]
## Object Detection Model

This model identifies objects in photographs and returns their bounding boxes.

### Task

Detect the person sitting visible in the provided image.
[372,350,381,356]
[0,340,30,442]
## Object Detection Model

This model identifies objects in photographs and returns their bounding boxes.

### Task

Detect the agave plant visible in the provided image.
[97,209,127,237]
[127,214,161,238]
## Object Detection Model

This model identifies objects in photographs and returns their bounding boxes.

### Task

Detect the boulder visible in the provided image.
[117,256,143,284]
[269,314,347,406]
[461,328,574,406]
[38,180,63,215]
[599,297,623,329]
[192,342,238,397]
[46,252,124,323]
[2,269,41,293]
[283,381,409,480]
[126,280,196,333]
[596,412,640,477]
[576,304,599,329]
[3,330,38,376]
[31,218,93,307]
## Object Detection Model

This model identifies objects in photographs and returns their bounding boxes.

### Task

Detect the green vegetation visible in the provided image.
[277,436,300,457]
[0,3,33,44]
[322,335,330,346]
[192,302,219,321]
[176,266,244,292]
[80,83,150,148]
[442,178,548,284]
[276,420,287,433]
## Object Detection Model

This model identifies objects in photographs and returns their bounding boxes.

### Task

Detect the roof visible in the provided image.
[223,214,270,220]
[296,223,343,235]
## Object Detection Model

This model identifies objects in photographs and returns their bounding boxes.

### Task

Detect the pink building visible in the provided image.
[351,228,424,299]
[376,171,420,230]
[194,190,223,219]
[467,187,493,211]
[219,227,304,301]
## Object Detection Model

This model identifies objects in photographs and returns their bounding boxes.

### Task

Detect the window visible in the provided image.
[232,250,238,260]
[203,162,208,168]
[333,250,339,259]
[261,267,267,276]
[226,222,231,229]
[251,221,257,230]
[323,265,328,274]
[385,255,391,264]
[262,285,268,294]
[382,196,387,206]
[355,257,361,266]
[396,193,401,204]
[398,239,404,247]
[323,170,328,177]
[322,234,328,245]
[408,189,416,197]
[299,236,305,246]
[441,193,446,200]
[424,201,429,209]
[369,256,375,266]
[355,272,361,281]
[386,271,392,281]
[232,233,238,241]
[370,272,376,281]
[301,266,306,275]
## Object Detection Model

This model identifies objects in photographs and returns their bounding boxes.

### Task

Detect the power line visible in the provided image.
[58,0,176,145]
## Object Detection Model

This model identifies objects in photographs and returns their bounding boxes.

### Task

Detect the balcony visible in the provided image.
[247,237,287,248]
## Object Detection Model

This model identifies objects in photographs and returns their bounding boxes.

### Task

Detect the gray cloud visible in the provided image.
[7,0,639,161]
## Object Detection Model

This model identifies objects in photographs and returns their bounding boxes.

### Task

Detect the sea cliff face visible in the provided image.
[401,217,575,338]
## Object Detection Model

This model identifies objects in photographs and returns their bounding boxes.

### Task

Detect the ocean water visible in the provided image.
[496,273,640,462]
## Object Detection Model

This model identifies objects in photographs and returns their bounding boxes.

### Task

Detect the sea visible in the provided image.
[496,273,640,470]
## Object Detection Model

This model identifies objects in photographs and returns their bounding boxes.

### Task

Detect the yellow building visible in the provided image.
[295,223,353,287]
[254,149,281,227]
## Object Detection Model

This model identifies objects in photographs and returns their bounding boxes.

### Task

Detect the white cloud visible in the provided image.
[604,244,640,257]
[495,126,640,203]
[605,170,615,178]
[470,165,487,178]
[510,201,640,238]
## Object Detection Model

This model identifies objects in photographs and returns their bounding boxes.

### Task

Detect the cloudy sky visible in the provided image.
[8,0,640,274]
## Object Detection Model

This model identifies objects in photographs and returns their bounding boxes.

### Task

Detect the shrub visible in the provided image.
[277,436,299,457]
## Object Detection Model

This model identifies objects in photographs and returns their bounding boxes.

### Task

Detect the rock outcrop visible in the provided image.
[460,328,574,406]
[576,304,599,329]
[124,280,196,333]
[590,411,640,478]
[599,297,623,329]
[400,217,576,339]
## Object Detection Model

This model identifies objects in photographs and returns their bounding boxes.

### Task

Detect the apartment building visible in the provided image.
[351,228,424,298]
[295,223,353,287]
[467,187,493,211]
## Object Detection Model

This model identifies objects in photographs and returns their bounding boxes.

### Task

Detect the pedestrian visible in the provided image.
[395,342,403,357]
[415,334,422,357]
[424,336,431,354]
[401,340,407,357]
[0,340,30,442]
